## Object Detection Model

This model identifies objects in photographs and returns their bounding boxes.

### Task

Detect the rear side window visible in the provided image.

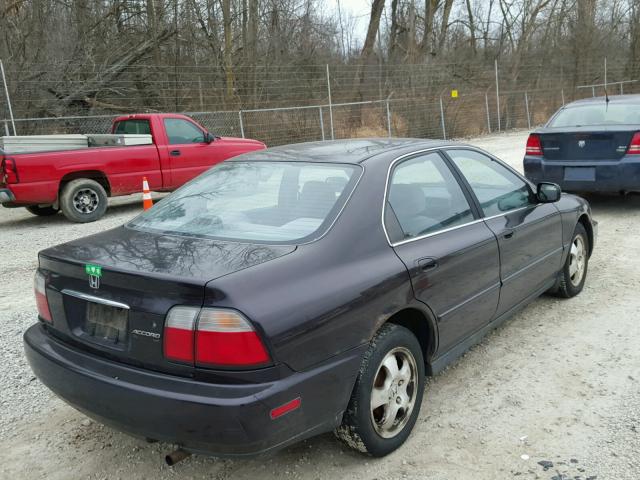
[549,103,640,127]
[164,118,205,144]
[113,119,150,135]
[447,149,532,217]
[386,152,474,241]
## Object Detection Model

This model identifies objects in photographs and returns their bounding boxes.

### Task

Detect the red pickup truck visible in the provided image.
[0,113,265,222]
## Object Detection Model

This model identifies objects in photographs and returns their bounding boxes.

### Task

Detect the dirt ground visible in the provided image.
[1,130,638,480]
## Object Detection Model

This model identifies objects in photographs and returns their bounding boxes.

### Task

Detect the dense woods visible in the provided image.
[1,0,639,140]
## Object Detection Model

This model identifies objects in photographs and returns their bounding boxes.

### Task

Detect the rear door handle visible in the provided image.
[170,149,181,157]
[503,229,515,239]
[417,257,438,272]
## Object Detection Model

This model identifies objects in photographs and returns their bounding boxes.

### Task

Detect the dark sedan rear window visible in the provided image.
[550,103,640,127]
[128,161,361,244]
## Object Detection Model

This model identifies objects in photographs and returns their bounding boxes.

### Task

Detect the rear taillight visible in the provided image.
[627,132,640,154]
[526,134,543,155]
[163,306,198,363]
[163,307,270,367]
[34,271,52,323]
[1,158,19,184]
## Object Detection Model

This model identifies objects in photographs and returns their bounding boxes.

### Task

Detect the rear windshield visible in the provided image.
[549,103,640,127]
[128,161,361,244]
[113,119,151,134]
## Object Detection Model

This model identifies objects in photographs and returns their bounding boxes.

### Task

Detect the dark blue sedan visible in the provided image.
[524,94,640,193]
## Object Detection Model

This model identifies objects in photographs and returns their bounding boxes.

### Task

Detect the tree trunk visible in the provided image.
[221,0,235,103]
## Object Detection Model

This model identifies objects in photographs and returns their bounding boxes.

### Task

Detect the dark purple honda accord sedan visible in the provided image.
[25,139,596,459]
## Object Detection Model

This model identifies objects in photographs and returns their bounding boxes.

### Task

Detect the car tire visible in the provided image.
[555,222,589,298]
[26,205,59,216]
[335,323,425,457]
[59,179,108,223]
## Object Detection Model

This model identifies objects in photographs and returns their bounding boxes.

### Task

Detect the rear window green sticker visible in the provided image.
[85,264,102,277]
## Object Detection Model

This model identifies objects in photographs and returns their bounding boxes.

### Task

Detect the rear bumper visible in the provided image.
[24,323,364,457]
[524,155,640,192]
[0,188,15,203]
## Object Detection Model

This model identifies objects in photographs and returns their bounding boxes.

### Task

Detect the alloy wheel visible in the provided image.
[370,346,418,438]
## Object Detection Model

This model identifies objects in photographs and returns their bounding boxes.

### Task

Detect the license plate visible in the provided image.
[84,302,128,345]
[564,167,595,182]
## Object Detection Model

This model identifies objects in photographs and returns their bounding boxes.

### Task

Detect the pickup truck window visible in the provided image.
[114,119,151,135]
[164,118,205,145]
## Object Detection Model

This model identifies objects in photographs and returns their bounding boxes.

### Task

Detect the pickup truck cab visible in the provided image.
[0,113,265,222]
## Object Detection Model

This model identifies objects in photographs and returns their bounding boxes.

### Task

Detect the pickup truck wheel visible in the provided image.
[60,179,108,223]
[25,205,59,217]
[335,323,425,457]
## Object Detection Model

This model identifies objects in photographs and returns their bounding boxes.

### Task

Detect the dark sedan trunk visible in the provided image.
[38,226,295,376]
[537,126,638,160]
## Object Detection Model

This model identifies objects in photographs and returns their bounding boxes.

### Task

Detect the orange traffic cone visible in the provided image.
[142,177,153,210]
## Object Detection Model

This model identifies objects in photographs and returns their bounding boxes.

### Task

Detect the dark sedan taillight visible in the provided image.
[34,271,52,323]
[627,132,640,154]
[526,134,543,155]
[163,306,270,367]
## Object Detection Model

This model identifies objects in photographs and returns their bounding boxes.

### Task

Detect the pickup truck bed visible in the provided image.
[0,113,265,222]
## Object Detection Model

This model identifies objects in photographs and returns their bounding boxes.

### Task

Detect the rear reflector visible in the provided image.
[526,134,543,155]
[34,271,52,323]
[627,132,640,154]
[195,309,270,367]
[163,306,198,363]
[270,398,301,419]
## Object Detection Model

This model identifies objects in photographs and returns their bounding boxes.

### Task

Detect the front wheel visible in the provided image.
[26,205,59,216]
[336,323,425,457]
[555,222,589,298]
[59,179,108,223]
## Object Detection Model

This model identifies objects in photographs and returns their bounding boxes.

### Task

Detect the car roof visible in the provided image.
[565,94,640,107]
[229,138,462,164]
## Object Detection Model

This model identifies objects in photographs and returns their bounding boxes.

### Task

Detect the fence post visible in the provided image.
[495,59,501,132]
[620,83,624,95]
[561,89,565,106]
[3,120,9,136]
[238,111,245,138]
[591,86,595,97]
[386,100,392,137]
[0,60,16,135]
[484,93,491,133]
[326,64,335,140]
[524,92,531,129]
[319,106,325,141]
[439,95,446,140]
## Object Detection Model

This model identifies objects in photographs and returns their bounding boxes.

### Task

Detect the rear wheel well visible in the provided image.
[385,308,436,373]
[577,214,593,256]
[59,171,111,197]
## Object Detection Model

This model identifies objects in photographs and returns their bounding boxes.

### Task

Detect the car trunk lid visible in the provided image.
[38,226,295,376]
[537,126,638,160]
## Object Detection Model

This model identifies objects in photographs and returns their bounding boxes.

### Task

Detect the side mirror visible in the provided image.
[537,182,561,203]
[204,132,215,144]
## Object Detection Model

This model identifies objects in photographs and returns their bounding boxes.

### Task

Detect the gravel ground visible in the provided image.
[0,130,638,479]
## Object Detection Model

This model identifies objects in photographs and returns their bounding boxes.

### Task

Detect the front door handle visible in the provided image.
[417,257,438,272]
[170,149,181,157]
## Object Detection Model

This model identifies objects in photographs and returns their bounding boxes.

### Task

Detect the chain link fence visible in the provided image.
[0,85,635,146]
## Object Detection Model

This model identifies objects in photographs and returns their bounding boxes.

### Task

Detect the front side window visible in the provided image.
[164,118,205,144]
[447,149,532,217]
[386,152,474,240]
[129,161,360,243]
